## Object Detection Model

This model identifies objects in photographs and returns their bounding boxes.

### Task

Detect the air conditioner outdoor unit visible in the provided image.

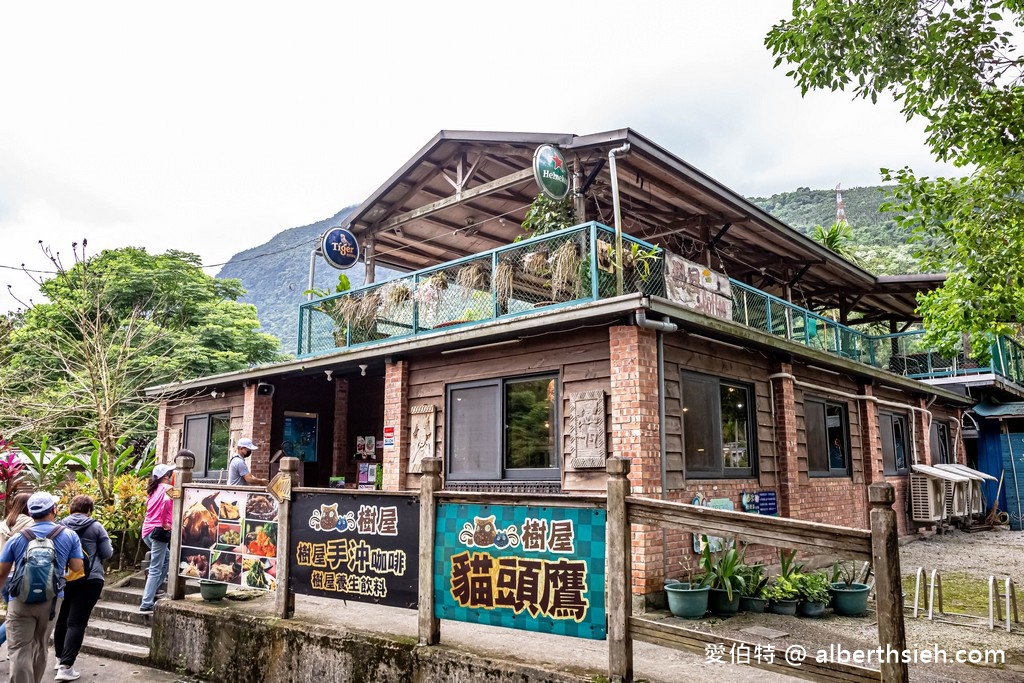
[944,480,969,518]
[910,474,945,522]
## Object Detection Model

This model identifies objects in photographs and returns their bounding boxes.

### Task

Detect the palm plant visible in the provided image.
[699,541,747,601]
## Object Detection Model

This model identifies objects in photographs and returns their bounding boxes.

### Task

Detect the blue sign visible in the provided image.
[321,227,360,270]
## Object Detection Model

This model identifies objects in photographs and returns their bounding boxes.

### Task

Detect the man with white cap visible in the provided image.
[0,491,84,683]
[228,438,267,486]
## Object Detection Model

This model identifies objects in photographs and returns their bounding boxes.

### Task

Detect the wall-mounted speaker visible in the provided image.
[256,382,275,397]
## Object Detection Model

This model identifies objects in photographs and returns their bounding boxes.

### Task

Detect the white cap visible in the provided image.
[27,491,59,517]
[237,438,258,451]
[153,463,174,480]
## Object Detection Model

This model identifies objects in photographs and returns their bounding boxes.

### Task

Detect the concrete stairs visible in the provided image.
[79,572,198,665]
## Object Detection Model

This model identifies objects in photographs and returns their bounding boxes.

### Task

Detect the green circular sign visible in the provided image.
[533,144,570,200]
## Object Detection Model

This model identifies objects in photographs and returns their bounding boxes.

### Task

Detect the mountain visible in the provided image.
[219,185,913,354]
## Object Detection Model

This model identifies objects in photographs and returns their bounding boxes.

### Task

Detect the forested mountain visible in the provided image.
[219,185,919,355]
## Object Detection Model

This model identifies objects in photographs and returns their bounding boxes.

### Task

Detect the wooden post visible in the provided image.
[275,456,298,619]
[168,452,193,601]
[418,457,441,645]
[869,483,909,683]
[607,457,633,683]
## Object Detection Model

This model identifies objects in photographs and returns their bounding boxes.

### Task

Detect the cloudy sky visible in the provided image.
[0,2,958,311]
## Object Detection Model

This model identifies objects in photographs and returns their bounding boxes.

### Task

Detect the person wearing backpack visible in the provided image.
[0,492,83,683]
[52,495,112,681]
[0,492,33,653]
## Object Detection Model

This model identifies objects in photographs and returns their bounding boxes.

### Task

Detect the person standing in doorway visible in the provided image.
[54,495,113,681]
[139,462,175,616]
[228,438,267,486]
[0,492,84,683]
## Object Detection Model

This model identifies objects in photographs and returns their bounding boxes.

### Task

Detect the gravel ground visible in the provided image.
[682,528,1024,682]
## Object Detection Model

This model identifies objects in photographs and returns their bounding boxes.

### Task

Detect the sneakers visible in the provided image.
[139,605,154,615]
[55,665,81,681]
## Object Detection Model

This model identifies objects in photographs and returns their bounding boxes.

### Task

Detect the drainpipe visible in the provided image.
[609,143,631,296]
[307,243,321,302]
[635,309,678,333]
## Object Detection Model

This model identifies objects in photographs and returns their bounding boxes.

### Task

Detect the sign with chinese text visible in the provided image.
[321,227,360,270]
[568,391,606,469]
[290,492,419,608]
[179,487,279,590]
[663,253,732,320]
[434,503,606,639]
[532,144,570,200]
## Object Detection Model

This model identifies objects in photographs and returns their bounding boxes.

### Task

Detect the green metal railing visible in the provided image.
[297,223,663,356]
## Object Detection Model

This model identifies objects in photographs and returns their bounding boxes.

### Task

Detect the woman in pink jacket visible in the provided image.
[138,457,179,615]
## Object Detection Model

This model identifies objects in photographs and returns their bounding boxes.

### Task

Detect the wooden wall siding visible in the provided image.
[161,392,246,476]
[405,327,612,492]
[662,336,778,490]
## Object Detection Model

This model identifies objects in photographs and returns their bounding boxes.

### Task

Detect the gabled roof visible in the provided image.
[340,129,938,323]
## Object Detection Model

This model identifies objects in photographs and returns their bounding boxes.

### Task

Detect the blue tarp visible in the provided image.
[997,433,1024,530]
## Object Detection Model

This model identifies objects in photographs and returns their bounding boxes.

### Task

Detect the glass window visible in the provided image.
[447,375,559,481]
[806,397,849,477]
[184,412,231,477]
[930,422,951,465]
[879,411,909,475]
[682,372,756,478]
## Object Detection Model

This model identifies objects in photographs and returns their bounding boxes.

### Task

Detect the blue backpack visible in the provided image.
[7,526,65,604]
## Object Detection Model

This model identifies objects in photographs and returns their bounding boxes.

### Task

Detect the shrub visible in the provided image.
[797,572,833,604]
[60,473,149,569]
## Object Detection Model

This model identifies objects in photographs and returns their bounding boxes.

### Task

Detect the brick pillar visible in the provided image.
[383,359,410,491]
[772,362,801,519]
[858,383,883,526]
[332,379,349,478]
[241,383,274,480]
[608,325,662,605]
[954,409,967,465]
[155,402,170,462]
[916,397,932,466]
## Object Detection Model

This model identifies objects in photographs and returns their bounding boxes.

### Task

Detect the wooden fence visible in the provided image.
[165,454,909,683]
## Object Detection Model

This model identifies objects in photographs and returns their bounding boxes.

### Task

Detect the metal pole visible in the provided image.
[609,143,631,297]
[307,247,320,302]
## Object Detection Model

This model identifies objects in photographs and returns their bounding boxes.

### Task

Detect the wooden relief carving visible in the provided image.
[569,390,606,469]
[408,405,436,474]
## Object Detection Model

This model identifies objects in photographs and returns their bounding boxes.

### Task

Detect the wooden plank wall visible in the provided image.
[406,327,612,492]
[162,391,246,473]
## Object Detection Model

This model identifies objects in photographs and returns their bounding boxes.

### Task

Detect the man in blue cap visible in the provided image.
[0,491,84,683]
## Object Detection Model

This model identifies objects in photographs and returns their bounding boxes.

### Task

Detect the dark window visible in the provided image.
[184,412,231,477]
[930,421,951,465]
[879,411,909,475]
[447,375,559,481]
[806,397,849,477]
[682,372,756,478]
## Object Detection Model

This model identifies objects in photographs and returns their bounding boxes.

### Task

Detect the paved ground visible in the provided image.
[0,650,198,682]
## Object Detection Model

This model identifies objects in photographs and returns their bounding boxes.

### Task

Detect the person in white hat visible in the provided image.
[228,438,267,487]
[139,460,176,615]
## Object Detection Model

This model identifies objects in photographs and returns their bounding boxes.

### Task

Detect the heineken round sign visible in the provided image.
[321,227,360,270]
[533,144,570,200]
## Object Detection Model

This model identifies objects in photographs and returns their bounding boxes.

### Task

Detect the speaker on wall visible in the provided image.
[256,382,275,397]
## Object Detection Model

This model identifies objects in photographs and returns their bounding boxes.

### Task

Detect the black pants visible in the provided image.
[53,578,104,667]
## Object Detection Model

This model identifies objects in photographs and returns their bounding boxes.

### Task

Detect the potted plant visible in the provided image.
[738,562,769,613]
[829,560,872,616]
[494,260,515,312]
[664,560,709,619]
[550,239,582,301]
[455,262,490,292]
[766,549,803,615]
[796,571,832,618]
[382,281,412,314]
[199,579,228,602]
[699,541,746,616]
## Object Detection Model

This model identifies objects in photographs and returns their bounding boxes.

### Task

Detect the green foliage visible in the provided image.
[16,436,72,493]
[765,575,799,602]
[738,562,769,599]
[65,435,156,500]
[520,193,576,238]
[831,559,861,588]
[778,549,804,580]
[59,473,149,569]
[698,541,747,601]
[796,571,833,605]
[766,0,1024,357]
[810,222,859,263]
[749,186,909,246]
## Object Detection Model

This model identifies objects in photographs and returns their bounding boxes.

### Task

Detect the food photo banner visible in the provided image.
[179,488,280,591]
[434,503,607,640]
[289,492,419,609]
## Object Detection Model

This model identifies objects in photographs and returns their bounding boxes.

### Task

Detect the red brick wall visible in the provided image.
[772,364,800,518]
[241,383,273,480]
[382,359,410,491]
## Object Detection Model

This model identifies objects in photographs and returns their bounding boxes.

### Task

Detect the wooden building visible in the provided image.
[148,129,975,603]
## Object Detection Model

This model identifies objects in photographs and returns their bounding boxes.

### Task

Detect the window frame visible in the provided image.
[930,421,951,465]
[445,374,560,482]
[183,411,231,478]
[681,371,757,479]
[879,410,910,476]
[805,396,851,478]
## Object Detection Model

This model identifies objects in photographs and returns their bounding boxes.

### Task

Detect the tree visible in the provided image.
[766,1,1024,358]
[0,243,283,499]
[810,221,860,264]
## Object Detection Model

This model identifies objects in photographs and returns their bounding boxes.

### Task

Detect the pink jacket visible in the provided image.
[141,483,173,539]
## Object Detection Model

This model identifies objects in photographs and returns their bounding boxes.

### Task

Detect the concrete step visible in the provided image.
[91,599,152,627]
[102,584,145,606]
[85,617,152,648]
[78,634,150,666]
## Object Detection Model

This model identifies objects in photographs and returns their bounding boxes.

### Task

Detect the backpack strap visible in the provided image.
[46,525,66,540]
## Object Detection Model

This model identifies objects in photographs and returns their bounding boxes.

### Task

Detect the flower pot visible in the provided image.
[797,600,827,618]
[768,599,798,615]
[830,582,871,616]
[739,596,767,613]
[665,582,709,619]
[707,587,741,616]
[199,579,228,602]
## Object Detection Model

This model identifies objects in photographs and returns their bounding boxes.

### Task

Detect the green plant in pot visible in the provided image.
[737,562,769,613]
[766,549,804,615]
[796,571,832,618]
[699,540,746,616]
[664,559,709,619]
[829,560,872,616]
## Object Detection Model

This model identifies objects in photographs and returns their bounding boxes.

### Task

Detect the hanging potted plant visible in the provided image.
[455,262,490,292]
[382,281,412,314]
[664,559,709,619]
[416,272,449,322]
[494,259,515,313]
[829,560,872,616]
[550,239,582,301]
[796,571,832,618]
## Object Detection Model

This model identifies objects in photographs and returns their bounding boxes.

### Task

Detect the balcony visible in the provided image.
[297,222,1024,391]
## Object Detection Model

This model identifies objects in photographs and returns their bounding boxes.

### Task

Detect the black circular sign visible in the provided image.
[321,228,360,270]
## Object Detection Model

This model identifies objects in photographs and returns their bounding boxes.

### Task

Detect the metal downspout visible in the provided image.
[609,143,631,296]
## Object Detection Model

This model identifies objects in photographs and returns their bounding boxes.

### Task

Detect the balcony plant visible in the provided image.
[664,559,709,619]
[796,571,832,618]
[737,562,769,613]
[550,239,582,302]
[494,260,514,312]
[520,192,575,239]
[455,262,490,292]
[829,560,872,616]
[699,540,746,616]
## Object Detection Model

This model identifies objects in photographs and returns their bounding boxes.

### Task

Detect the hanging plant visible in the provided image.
[455,262,490,292]
[494,260,515,311]
[550,240,582,301]
[520,193,577,239]
[522,250,549,277]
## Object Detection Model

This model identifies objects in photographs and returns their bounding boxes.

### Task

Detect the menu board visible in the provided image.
[290,492,419,608]
[178,488,280,591]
